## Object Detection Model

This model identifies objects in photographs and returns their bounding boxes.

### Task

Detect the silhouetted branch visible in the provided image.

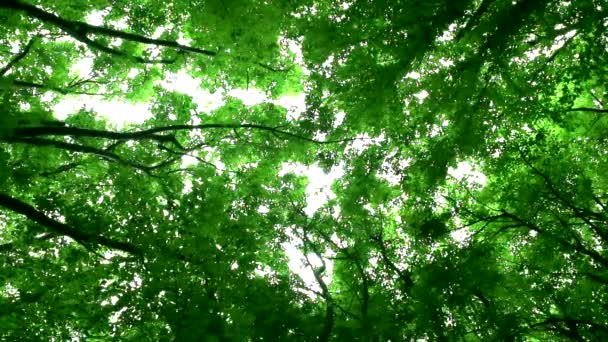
[39,162,81,177]
[14,123,356,145]
[256,62,290,72]
[8,137,178,173]
[520,152,608,243]
[13,124,183,148]
[565,107,608,114]
[317,230,369,321]
[0,192,141,256]
[301,230,334,342]
[370,232,413,290]
[2,0,215,63]
[9,79,116,96]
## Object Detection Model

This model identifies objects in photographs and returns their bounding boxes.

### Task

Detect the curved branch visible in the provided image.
[9,137,180,173]
[2,0,216,60]
[0,192,141,256]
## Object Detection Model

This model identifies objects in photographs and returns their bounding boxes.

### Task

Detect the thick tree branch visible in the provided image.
[529,317,608,334]
[317,231,369,321]
[256,62,290,73]
[13,124,182,146]
[2,0,216,61]
[565,107,608,114]
[9,136,139,166]
[301,231,334,342]
[14,123,356,145]
[0,193,141,256]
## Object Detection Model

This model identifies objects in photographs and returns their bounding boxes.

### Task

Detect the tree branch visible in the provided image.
[565,107,608,114]
[9,79,117,96]
[301,230,334,342]
[14,123,355,145]
[256,62,290,72]
[2,0,216,62]
[8,137,178,173]
[0,192,141,256]
[0,35,37,76]
[12,125,182,148]
[370,233,413,290]
[520,152,608,243]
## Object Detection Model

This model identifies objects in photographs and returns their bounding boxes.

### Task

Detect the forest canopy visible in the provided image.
[1,0,607,340]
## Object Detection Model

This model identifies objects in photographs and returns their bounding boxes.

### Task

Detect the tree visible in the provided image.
[1,0,606,340]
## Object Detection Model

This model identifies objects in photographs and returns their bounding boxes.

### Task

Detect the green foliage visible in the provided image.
[0,0,606,340]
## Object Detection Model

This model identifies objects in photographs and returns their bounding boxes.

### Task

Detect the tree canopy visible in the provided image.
[1,0,607,340]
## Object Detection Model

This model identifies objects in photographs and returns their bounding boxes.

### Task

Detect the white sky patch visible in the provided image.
[439,58,454,67]
[450,215,472,244]
[53,96,152,128]
[550,30,577,52]
[7,40,21,54]
[283,37,305,66]
[274,93,307,120]
[333,111,346,128]
[523,29,577,61]
[158,70,225,113]
[228,88,267,106]
[405,71,421,79]
[378,148,410,185]
[85,10,107,26]
[279,162,345,216]
[181,153,199,168]
[182,177,193,194]
[438,23,458,42]
[413,90,429,104]
[448,161,486,187]
[109,306,128,324]
[71,57,94,78]
[152,26,171,39]
[344,133,384,155]
[177,32,191,46]
[282,227,334,297]
[160,70,307,120]
[451,227,472,243]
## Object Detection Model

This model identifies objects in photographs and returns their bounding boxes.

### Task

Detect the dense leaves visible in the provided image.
[1,0,607,340]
